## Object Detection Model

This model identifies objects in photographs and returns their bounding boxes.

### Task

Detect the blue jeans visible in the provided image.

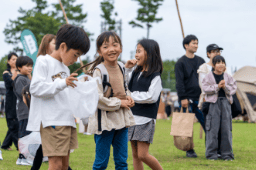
[93,128,128,170]
[180,100,205,132]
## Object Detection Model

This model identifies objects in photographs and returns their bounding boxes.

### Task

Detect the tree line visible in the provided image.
[1,0,176,91]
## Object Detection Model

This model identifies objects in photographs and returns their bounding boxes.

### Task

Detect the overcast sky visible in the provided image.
[1,0,255,71]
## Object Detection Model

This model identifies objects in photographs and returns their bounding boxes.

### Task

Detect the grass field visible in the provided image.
[0,118,255,170]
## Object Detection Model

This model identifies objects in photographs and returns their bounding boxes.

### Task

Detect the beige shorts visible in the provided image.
[40,124,78,157]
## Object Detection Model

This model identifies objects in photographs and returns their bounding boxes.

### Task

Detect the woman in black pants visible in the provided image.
[1,52,19,151]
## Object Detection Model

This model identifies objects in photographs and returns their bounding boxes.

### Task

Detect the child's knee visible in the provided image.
[132,151,139,159]
[137,152,148,161]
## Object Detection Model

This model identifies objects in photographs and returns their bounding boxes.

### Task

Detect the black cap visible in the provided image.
[206,44,223,52]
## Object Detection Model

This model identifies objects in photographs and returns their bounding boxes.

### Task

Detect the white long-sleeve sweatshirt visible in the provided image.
[27,55,76,131]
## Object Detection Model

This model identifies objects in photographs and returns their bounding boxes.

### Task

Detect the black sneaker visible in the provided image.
[186,149,198,158]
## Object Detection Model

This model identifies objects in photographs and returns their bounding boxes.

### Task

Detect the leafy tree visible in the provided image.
[129,0,163,38]
[52,0,92,37]
[3,0,92,56]
[0,56,8,81]
[3,0,61,54]
[100,0,118,31]
[162,60,176,91]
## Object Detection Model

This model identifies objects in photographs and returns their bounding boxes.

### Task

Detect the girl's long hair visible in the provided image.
[73,31,122,74]
[134,39,163,77]
[37,34,56,57]
[7,52,18,70]
[21,84,31,109]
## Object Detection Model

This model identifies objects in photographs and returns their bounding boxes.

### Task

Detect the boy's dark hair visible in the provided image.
[134,39,163,77]
[182,34,198,50]
[55,24,90,55]
[16,56,33,71]
[212,55,226,66]
[74,31,122,74]
[21,84,31,109]
[7,52,18,70]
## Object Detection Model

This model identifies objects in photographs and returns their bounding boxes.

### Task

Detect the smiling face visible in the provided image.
[185,40,198,53]
[59,43,82,66]
[8,55,18,68]
[135,44,147,67]
[18,64,33,75]
[213,61,226,74]
[98,36,122,64]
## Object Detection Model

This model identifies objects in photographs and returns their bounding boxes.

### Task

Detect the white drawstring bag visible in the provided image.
[18,132,41,162]
[69,75,100,119]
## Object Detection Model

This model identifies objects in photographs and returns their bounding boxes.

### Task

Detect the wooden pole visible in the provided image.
[175,0,185,38]
[58,0,86,73]
[58,0,69,24]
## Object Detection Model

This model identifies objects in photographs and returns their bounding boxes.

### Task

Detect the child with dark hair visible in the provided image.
[13,56,33,165]
[27,24,90,170]
[202,55,237,160]
[125,39,163,170]
[84,31,135,170]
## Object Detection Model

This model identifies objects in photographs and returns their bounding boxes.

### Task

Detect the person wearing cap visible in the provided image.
[197,44,224,110]
[175,35,205,158]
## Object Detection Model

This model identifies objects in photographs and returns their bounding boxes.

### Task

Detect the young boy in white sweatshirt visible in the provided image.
[27,24,90,170]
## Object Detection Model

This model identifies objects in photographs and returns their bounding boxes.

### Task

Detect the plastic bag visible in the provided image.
[69,75,100,119]
[18,132,41,162]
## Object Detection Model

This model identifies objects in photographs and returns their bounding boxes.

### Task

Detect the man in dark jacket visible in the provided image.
[175,35,205,158]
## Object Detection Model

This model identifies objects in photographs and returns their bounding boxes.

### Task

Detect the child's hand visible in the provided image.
[126,96,135,108]
[220,80,225,88]
[121,100,131,110]
[66,73,78,88]
[218,81,224,88]
[125,59,137,68]
[221,80,226,89]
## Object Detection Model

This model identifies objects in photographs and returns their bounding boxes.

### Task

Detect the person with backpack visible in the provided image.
[175,34,205,158]
[125,39,163,170]
[86,31,136,170]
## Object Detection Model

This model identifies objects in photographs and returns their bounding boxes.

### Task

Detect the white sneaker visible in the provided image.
[0,150,3,160]
[16,158,22,165]
[83,132,92,135]
[21,158,32,166]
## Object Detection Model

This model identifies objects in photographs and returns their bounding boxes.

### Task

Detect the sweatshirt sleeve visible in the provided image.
[14,77,27,99]
[3,72,14,89]
[131,76,162,104]
[224,75,237,96]
[202,75,220,95]
[93,69,121,111]
[30,58,67,98]
[175,61,186,100]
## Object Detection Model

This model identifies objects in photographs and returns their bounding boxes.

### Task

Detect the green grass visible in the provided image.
[0,117,255,170]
